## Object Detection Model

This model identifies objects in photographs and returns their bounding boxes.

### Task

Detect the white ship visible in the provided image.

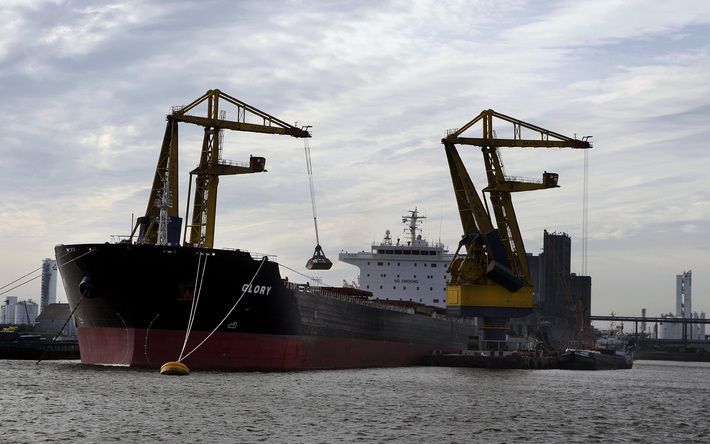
[339,208,454,308]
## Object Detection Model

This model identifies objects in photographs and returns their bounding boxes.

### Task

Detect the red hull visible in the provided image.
[77,327,459,370]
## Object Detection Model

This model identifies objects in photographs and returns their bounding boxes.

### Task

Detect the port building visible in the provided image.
[34,303,76,336]
[1,296,38,325]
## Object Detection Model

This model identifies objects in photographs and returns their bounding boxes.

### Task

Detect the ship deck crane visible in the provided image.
[131,89,311,251]
[442,109,591,350]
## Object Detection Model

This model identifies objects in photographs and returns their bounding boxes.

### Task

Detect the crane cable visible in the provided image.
[304,137,321,246]
[582,149,589,276]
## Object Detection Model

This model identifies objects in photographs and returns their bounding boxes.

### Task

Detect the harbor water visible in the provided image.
[2,360,708,443]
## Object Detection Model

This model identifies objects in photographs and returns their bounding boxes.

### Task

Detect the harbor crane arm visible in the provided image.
[134,89,310,248]
[442,109,591,348]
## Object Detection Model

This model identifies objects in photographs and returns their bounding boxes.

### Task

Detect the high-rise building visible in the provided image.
[40,258,58,312]
[676,270,692,321]
[540,230,572,313]
[659,270,703,340]
[513,230,592,348]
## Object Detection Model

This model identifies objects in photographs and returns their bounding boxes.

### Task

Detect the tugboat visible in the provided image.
[559,335,634,370]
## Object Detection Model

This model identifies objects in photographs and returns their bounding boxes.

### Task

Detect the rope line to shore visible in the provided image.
[0,267,42,291]
[36,296,84,365]
[0,275,42,298]
[178,253,208,361]
[179,256,268,362]
[277,263,320,283]
[1,249,94,298]
[56,249,95,267]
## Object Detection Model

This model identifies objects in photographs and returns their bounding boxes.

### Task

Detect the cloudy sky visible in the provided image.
[1,0,709,319]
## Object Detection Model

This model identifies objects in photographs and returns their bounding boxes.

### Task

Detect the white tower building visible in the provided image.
[676,271,692,339]
[40,258,58,312]
[677,270,692,317]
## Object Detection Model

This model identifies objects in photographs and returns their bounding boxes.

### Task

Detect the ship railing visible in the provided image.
[109,235,132,243]
[210,158,250,168]
[286,282,415,315]
[504,175,543,184]
[248,252,277,261]
[220,248,277,261]
[430,311,477,325]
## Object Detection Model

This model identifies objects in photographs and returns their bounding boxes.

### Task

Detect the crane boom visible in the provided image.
[442,109,591,349]
[133,89,310,249]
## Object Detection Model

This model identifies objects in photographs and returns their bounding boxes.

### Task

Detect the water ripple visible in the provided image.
[2,360,709,443]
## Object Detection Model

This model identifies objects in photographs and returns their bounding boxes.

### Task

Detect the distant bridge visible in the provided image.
[590,315,710,324]
[590,315,710,341]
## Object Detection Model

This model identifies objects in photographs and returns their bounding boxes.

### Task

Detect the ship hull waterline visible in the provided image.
[77,327,457,370]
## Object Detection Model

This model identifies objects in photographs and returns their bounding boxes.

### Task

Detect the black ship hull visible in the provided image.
[55,243,477,370]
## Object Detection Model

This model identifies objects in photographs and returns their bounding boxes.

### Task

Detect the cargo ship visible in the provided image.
[54,90,478,370]
[56,243,477,370]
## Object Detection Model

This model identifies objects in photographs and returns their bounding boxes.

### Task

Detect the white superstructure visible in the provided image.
[339,208,453,307]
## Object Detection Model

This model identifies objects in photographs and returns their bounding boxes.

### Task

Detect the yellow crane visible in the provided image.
[442,109,591,349]
[132,89,311,249]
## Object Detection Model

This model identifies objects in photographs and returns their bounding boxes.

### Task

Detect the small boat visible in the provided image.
[559,335,634,370]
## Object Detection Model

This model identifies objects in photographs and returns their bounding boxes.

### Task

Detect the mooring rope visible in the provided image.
[56,248,95,267]
[0,267,42,292]
[179,256,267,362]
[0,274,42,298]
[0,249,94,298]
[277,263,320,284]
[36,296,84,365]
[178,252,208,361]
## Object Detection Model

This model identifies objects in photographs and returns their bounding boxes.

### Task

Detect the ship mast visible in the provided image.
[402,208,425,246]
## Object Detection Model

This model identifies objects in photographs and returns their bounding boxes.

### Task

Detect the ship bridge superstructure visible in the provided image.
[339,209,453,307]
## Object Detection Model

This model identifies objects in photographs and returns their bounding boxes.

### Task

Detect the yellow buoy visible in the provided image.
[160,361,190,375]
